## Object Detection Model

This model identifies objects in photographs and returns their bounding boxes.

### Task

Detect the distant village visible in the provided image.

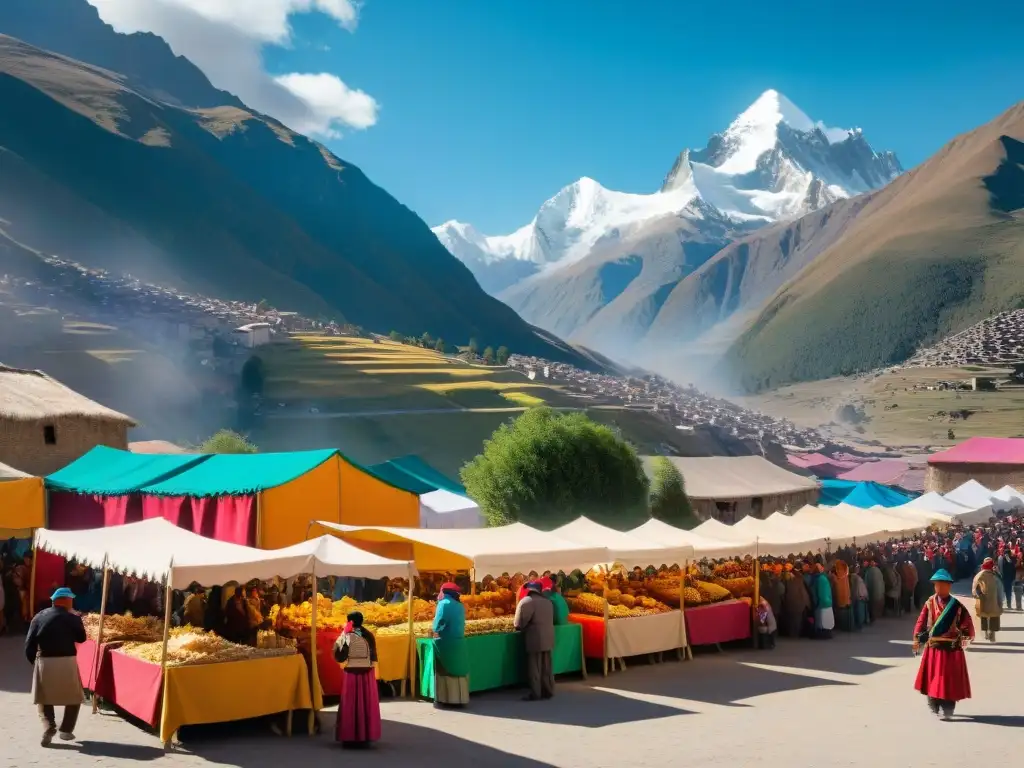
[507,355,822,449]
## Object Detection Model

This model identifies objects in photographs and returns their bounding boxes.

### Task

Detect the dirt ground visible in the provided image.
[738,365,1024,452]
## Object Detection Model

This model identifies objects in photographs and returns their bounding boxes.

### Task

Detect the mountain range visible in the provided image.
[436,91,1024,392]
[433,90,903,355]
[0,0,590,366]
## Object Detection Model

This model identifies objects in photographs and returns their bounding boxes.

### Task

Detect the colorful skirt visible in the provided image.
[336,670,381,745]
[914,646,971,702]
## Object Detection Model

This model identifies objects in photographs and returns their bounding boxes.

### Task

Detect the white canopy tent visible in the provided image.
[552,517,694,568]
[866,503,953,526]
[729,513,836,556]
[628,519,754,560]
[34,518,412,589]
[990,485,1024,513]
[944,480,996,510]
[418,489,484,529]
[313,521,610,575]
[788,505,922,545]
[897,492,993,525]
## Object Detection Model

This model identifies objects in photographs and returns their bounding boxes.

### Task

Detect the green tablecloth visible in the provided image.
[417,624,583,699]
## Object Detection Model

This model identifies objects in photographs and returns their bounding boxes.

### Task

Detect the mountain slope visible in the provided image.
[435,90,901,352]
[0,23,587,364]
[721,99,1024,391]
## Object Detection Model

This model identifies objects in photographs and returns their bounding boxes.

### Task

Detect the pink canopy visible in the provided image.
[928,437,1024,465]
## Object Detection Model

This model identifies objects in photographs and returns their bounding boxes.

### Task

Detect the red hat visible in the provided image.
[540,577,554,592]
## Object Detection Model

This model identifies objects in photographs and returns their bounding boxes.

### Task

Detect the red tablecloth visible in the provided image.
[567,614,605,659]
[684,600,751,646]
[96,650,165,727]
[296,628,344,697]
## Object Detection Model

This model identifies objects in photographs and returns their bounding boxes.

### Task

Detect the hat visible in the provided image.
[539,577,554,592]
[525,581,543,593]
[50,587,76,601]
[930,569,954,583]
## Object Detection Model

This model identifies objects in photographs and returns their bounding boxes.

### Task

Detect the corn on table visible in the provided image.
[416,624,584,698]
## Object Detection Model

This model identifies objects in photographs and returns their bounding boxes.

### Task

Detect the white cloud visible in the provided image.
[275,73,378,137]
[86,0,377,137]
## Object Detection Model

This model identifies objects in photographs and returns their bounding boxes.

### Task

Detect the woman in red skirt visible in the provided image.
[912,569,975,720]
[333,611,381,747]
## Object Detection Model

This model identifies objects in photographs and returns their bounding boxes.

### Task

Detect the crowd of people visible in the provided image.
[755,516,1024,649]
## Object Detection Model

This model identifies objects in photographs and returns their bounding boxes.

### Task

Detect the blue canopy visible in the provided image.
[819,479,915,508]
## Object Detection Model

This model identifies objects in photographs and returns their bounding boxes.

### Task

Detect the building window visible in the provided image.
[43,425,57,445]
[751,497,764,518]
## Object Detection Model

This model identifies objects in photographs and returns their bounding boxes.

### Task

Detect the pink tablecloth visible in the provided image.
[684,600,751,646]
[96,650,165,727]
[77,640,99,690]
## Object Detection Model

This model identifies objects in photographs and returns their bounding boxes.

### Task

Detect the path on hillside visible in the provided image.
[3,582,1022,767]
[263,404,634,420]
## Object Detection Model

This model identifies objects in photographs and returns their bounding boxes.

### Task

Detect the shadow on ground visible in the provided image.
[184,719,556,768]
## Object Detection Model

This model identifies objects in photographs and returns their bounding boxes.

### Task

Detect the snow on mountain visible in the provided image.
[434,89,902,331]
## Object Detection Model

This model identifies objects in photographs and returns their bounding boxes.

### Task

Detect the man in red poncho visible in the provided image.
[912,568,975,720]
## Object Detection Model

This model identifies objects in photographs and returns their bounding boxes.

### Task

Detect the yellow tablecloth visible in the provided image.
[160,654,313,743]
[374,634,411,683]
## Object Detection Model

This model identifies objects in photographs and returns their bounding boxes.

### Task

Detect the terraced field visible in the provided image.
[259,335,565,410]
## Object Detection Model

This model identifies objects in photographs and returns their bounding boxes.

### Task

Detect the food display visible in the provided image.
[711,561,756,599]
[567,591,674,619]
[83,612,163,643]
[257,630,297,650]
[272,594,436,632]
[374,617,516,638]
[460,589,516,619]
[121,629,296,667]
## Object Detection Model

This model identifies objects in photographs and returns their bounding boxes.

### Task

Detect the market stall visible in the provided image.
[553,517,693,673]
[311,521,606,697]
[628,519,756,648]
[34,519,412,746]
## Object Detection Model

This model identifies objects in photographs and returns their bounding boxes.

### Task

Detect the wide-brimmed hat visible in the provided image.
[50,587,76,601]
[930,569,954,583]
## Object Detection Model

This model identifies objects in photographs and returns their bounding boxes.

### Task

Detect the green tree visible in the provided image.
[482,346,495,364]
[434,338,446,353]
[388,330,403,342]
[648,457,697,529]
[461,408,650,530]
[496,345,510,365]
[199,429,257,454]
[420,332,433,348]
[468,337,479,356]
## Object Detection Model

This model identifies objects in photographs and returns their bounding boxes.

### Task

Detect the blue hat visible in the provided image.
[50,587,76,601]
[930,569,954,583]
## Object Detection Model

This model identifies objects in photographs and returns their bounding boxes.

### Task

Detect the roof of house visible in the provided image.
[928,437,1024,466]
[129,440,189,454]
[0,365,135,425]
[645,455,820,500]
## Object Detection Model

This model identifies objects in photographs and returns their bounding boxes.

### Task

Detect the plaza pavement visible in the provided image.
[2,587,1022,768]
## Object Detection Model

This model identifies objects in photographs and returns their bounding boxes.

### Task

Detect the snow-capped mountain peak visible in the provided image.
[433,89,901,297]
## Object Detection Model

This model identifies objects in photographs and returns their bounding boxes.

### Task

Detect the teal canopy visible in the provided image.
[367,455,465,496]
[141,449,337,496]
[46,446,210,495]
[819,478,914,508]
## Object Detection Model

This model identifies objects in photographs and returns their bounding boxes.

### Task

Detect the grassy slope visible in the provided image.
[0,35,590,366]
[253,335,704,476]
[722,100,1024,392]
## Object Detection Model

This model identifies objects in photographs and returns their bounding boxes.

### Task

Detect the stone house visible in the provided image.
[0,365,136,476]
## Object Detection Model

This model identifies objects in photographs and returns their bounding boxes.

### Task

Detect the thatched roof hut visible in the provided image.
[0,364,135,476]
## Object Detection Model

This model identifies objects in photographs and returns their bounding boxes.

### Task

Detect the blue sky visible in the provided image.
[264,1,1024,234]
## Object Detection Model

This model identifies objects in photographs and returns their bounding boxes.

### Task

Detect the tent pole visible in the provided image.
[159,570,173,750]
[470,568,476,596]
[678,561,689,662]
[601,580,609,677]
[406,565,416,699]
[255,493,263,548]
[28,540,38,620]
[91,559,110,714]
[308,562,318,736]
[752,555,761,648]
